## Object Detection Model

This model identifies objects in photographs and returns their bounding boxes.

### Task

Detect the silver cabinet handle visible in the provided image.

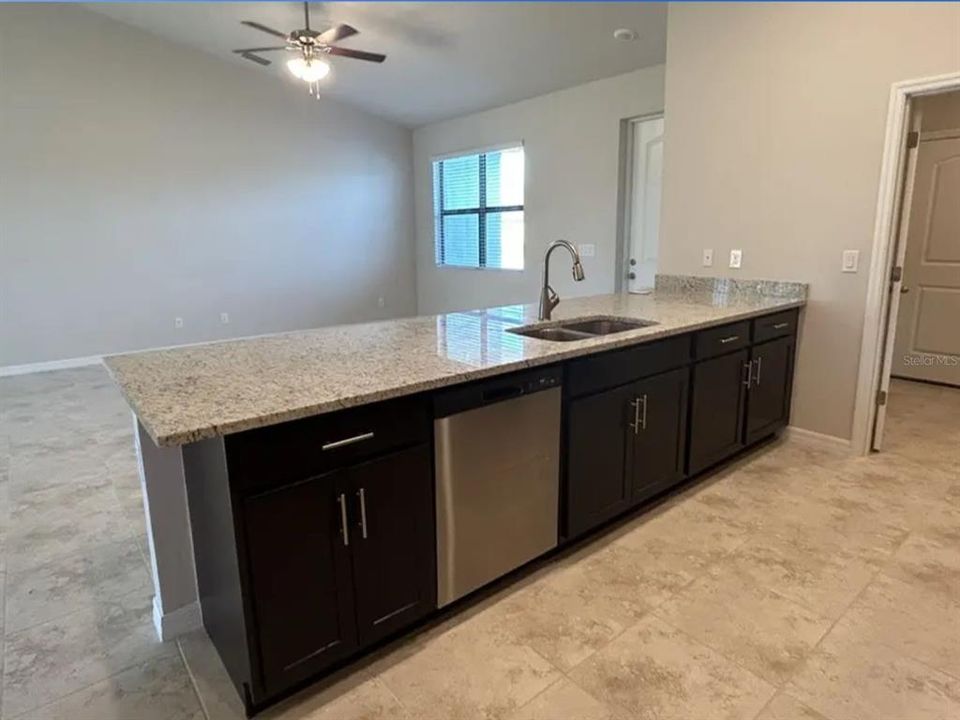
[338,493,350,546]
[754,356,763,386]
[630,397,642,435]
[773,322,789,329]
[720,335,740,344]
[322,431,374,451]
[358,488,368,540]
[640,393,648,430]
[743,361,753,387]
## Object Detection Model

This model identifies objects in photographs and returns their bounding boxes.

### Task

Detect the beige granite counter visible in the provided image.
[106,279,806,447]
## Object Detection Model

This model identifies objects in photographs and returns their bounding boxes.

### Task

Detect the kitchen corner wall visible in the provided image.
[413,66,665,315]
[0,5,416,368]
[660,2,960,441]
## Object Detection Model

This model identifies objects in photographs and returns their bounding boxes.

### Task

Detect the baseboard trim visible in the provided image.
[785,425,852,448]
[153,596,203,641]
[0,355,104,377]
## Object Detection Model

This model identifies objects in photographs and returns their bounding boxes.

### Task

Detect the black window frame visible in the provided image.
[434,149,524,268]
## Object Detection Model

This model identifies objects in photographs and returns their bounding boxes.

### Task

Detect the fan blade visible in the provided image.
[241,20,288,39]
[232,46,289,53]
[317,23,358,45]
[238,53,271,66]
[326,46,386,63]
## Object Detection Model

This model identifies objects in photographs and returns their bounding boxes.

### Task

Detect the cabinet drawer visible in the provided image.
[752,309,799,343]
[567,335,691,397]
[226,395,430,493]
[693,321,750,360]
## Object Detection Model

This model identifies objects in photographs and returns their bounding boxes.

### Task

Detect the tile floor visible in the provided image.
[0,367,957,720]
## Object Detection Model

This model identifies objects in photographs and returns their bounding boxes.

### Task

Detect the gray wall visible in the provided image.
[660,2,960,440]
[413,67,665,314]
[0,5,416,367]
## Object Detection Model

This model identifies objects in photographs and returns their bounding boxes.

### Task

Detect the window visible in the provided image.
[433,146,524,270]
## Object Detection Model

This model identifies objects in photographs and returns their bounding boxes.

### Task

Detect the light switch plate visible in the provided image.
[702,249,714,267]
[729,249,742,269]
[579,243,596,258]
[842,249,859,273]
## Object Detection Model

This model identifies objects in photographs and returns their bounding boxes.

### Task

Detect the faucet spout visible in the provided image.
[539,240,586,321]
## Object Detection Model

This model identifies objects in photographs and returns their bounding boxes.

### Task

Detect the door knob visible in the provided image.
[628,272,636,280]
[900,286,910,294]
[629,258,637,266]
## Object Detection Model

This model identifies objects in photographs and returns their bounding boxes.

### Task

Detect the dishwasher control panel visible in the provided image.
[432,365,563,418]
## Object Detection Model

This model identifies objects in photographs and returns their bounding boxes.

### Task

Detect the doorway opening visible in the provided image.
[854,74,960,455]
[620,113,664,293]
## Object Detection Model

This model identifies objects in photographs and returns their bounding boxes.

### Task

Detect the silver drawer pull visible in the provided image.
[640,393,648,431]
[743,361,753,387]
[338,493,350,546]
[322,431,375,451]
[772,322,789,330]
[720,335,740,344]
[358,488,369,540]
[754,356,763,386]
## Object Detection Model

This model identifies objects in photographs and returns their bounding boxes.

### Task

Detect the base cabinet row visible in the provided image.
[565,310,798,539]
[186,309,799,715]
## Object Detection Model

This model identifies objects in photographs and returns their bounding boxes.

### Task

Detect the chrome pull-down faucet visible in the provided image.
[538,240,586,321]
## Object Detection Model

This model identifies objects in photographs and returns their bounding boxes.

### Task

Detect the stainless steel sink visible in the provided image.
[508,316,658,342]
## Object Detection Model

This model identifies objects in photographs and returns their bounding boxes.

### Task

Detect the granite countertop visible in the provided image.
[105,276,807,447]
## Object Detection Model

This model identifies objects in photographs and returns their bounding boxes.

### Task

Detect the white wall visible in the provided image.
[660,2,960,440]
[413,67,665,314]
[0,5,416,367]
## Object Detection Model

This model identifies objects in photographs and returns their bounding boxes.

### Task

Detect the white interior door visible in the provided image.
[627,116,664,292]
[891,136,960,387]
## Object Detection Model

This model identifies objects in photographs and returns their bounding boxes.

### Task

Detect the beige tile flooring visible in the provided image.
[0,367,957,719]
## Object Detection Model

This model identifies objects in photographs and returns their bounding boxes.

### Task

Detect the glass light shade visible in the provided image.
[287,57,330,82]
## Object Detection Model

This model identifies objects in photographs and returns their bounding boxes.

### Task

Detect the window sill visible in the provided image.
[434,264,525,273]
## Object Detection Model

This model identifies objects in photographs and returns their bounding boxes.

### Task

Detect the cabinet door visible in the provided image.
[242,472,357,695]
[745,336,795,444]
[628,367,689,502]
[687,349,749,475]
[565,384,633,538]
[348,445,436,646]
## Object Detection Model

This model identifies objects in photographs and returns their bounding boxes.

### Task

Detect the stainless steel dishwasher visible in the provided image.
[433,366,562,607]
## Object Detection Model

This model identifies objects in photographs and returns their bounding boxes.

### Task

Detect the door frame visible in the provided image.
[851,71,960,455]
[615,111,665,294]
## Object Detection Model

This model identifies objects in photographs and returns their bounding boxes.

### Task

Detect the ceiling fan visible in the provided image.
[232,2,386,97]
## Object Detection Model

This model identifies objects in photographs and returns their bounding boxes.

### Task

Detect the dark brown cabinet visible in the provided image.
[243,473,358,695]
[628,367,689,502]
[348,446,436,646]
[565,384,634,538]
[745,336,794,444]
[687,348,750,475]
[183,396,436,714]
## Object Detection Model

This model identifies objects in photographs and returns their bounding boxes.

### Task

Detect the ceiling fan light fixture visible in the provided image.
[286,56,331,82]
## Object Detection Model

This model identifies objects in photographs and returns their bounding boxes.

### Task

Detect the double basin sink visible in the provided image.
[508,316,658,342]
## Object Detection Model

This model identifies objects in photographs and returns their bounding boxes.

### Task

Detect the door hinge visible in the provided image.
[877,389,887,407]
[906,131,919,149]
[890,265,903,283]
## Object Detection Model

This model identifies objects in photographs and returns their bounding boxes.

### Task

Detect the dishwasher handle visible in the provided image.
[482,384,524,403]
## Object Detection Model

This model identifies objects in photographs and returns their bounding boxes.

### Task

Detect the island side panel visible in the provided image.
[134,418,201,638]
[182,436,257,710]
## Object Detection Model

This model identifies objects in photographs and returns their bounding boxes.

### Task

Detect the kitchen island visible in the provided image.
[106,274,806,715]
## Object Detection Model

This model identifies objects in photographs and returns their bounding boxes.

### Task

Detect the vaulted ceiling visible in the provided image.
[87,2,667,127]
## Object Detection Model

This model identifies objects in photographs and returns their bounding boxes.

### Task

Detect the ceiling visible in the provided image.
[86,2,667,127]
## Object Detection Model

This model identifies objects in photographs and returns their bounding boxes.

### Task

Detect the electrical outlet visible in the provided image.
[377,296,385,308]
[174,317,184,329]
[729,249,742,269]
[220,312,230,324]
[579,243,596,258]
[842,250,859,273]
[702,249,714,267]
